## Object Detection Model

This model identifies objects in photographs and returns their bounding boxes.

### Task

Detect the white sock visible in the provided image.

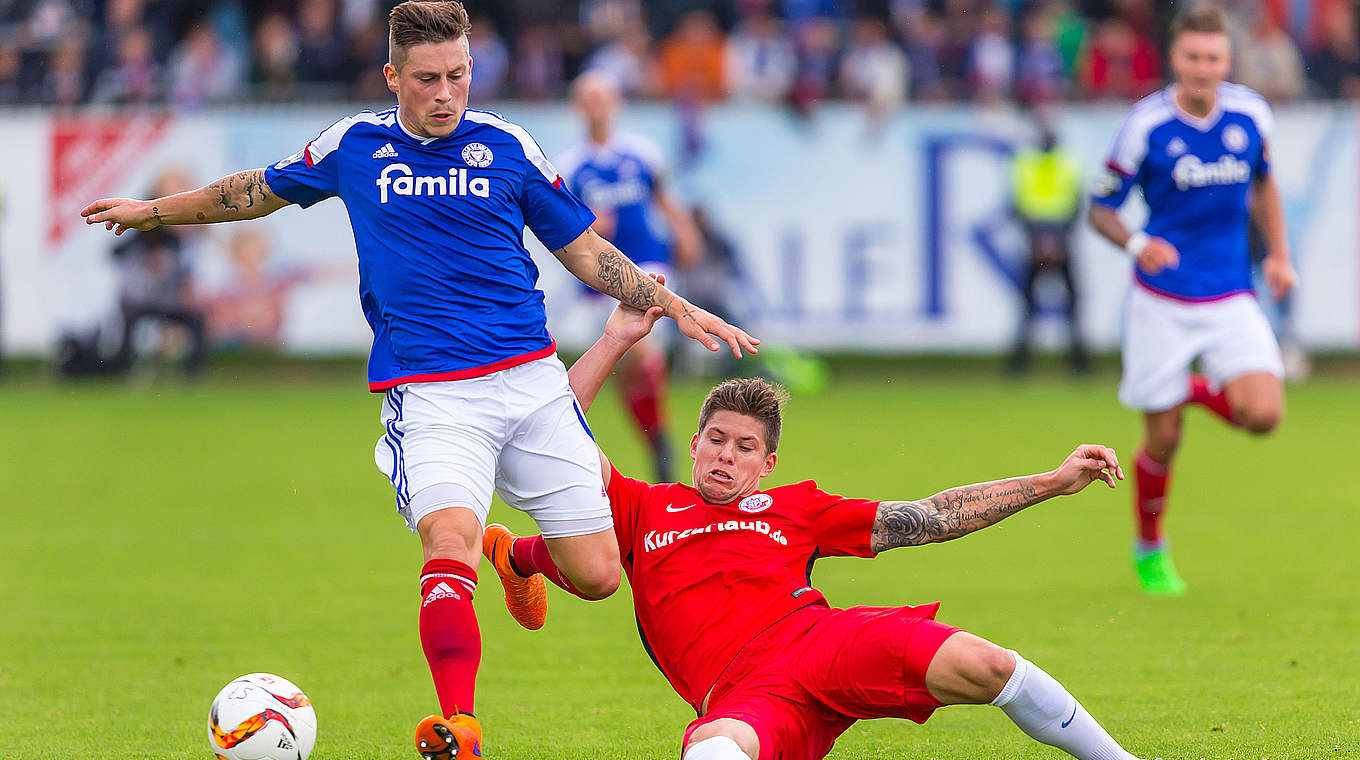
[683,735,750,760]
[990,650,1141,760]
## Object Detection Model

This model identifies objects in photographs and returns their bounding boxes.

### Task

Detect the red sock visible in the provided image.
[622,355,668,437]
[510,534,595,600]
[419,559,480,716]
[1188,374,1238,426]
[1134,449,1171,549]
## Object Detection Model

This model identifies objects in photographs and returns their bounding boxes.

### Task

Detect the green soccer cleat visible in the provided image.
[1134,546,1188,595]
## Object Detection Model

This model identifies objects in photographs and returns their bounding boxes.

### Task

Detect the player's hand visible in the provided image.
[673,302,760,359]
[1048,445,1124,495]
[603,273,667,348]
[1263,254,1297,302]
[1135,237,1179,275]
[81,198,160,236]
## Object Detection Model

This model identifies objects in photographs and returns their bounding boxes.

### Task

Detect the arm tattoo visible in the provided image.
[870,477,1042,553]
[594,245,678,313]
[207,169,273,216]
[151,205,164,226]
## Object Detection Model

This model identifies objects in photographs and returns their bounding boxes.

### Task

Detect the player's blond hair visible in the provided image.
[698,378,790,454]
[1170,6,1228,43]
[388,1,472,70]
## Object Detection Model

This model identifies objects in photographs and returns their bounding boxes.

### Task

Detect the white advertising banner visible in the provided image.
[1,102,1355,356]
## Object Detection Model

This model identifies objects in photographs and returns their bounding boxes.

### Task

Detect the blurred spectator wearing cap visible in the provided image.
[1008,127,1088,374]
[839,16,908,118]
[658,10,727,103]
[1235,8,1306,102]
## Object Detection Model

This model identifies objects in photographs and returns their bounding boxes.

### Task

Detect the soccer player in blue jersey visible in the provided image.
[80,3,757,758]
[556,70,703,482]
[1088,7,1297,596]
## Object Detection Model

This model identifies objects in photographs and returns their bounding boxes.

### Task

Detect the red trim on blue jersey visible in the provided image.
[1134,276,1253,304]
[368,342,557,391]
[552,175,563,188]
[1106,159,1133,178]
[304,142,315,167]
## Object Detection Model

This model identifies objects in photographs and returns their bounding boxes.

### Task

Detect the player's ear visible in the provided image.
[761,452,777,478]
[690,432,700,460]
[383,62,399,94]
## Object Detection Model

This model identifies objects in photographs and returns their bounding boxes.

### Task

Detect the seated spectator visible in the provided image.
[513,23,565,100]
[1308,2,1360,98]
[1235,9,1306,101]
[789,15,839,110]
[969,6,1014,103]
[1080,17,1160,100]
[1015,4,1067,105]
[168,23,244,108]
[40,35,90,106]
[657,10,727,102]
[0,41,24,103]
[839,16,908,114]
[297,0,350,87]
[583,18,656,98]
[725,10,797,102]
[899,10,947,101]
[252,13,299,100]
[469,15,510,100]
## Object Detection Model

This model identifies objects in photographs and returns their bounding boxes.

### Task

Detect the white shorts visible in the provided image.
[373,355,612,538]
[1119,285,1284,412]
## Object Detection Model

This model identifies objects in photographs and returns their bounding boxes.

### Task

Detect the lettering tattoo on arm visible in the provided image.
[208,169,274,216]
[151,205,164,226]
[870,478,1042,553]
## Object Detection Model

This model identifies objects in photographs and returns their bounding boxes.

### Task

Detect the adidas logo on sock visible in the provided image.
[423,581,461,606]
[372,142,399,159]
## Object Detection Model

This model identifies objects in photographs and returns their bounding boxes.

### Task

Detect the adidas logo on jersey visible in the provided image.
[423,581,462,607]
[376,163,491,203]
[372,142,399,159]
[1171,154,1251,191]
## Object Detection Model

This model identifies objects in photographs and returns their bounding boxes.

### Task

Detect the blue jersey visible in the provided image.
[264,106,595,391]
[556,134,671,267]
[1091,83,1273,301]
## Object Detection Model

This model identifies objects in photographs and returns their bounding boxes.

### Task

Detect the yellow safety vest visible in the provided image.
[1012,148,1082,223]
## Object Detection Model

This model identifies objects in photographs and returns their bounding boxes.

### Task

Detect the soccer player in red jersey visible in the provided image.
[483,288,1149,760]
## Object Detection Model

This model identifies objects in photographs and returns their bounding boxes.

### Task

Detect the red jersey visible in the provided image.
[607,464,880,710]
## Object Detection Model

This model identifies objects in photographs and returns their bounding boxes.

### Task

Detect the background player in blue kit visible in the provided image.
[1088,7,1297,596]
[79,2,758,758]
[557,70,703,482]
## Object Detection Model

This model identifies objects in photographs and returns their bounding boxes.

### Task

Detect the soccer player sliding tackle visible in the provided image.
[79,3,757,759]
[483,280,1152,760]
[1088,7,1296,595]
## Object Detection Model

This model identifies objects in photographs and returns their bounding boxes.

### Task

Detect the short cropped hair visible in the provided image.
[1170,6,1228,43]
[388,1,471,69]
[698,378,790,453]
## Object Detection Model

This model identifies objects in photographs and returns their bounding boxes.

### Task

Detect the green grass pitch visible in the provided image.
[2,371,1357,759]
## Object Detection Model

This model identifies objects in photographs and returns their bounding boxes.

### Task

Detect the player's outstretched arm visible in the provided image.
[869,445,1123,553]
[553,228,759,358]
[81,169,290,236]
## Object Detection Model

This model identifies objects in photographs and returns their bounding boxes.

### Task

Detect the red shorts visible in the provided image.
[683,603,960,760]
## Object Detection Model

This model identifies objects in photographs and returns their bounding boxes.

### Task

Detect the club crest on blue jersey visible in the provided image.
[462,142,493,167]
[1222,124,1248,153]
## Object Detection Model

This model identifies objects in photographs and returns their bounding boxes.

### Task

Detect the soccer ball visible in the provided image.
[208,673,317,760]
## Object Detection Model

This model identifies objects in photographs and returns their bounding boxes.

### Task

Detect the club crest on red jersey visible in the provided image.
[738,493,773,513]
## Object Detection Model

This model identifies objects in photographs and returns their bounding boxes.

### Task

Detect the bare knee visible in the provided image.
[685,719,759,759]
[547,532,621,600]
[1235,405,1282,435]
[417,507,483,565]
[925,633,1017,705]
[570,558,620,600]
[1143,411,1182,462]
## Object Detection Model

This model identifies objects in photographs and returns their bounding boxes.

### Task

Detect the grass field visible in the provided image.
[2,368,1358,759]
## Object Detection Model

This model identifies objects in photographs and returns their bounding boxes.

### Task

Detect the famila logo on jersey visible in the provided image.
[1171,154,1251,191]
[376,163,491,204]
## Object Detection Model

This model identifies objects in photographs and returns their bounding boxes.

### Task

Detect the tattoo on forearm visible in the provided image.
[207,169,273,216]
[151,205,164,225]
[595,246,677,313]
[870,478,1041,552]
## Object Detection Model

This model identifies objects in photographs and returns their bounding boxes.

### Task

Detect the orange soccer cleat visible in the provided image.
[414,713,482,760]
[483,523,547,630]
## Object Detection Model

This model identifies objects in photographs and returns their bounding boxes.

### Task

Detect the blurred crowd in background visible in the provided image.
[2,0,1359,109]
